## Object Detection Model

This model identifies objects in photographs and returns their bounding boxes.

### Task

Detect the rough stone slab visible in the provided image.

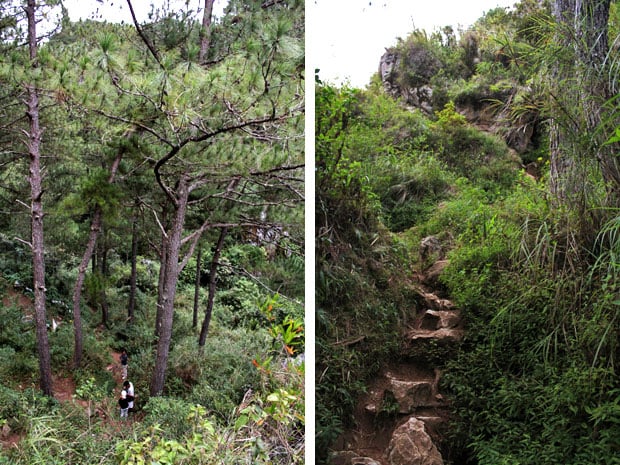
[423,309,461,329]
[388,417,443,465]
[408,327,463,342]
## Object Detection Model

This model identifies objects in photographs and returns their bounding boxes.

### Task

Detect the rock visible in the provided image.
[329,450,359,465]
[423,309,460,329]
[379,46,439,113]
[385,378,436,412]
[422,260,449,286]
[419,236,442,261]
[1,423,10,439]
[352,457,382,465]
[388,417,443,465]
[379,49,399,93]
[408,327,464,342]
[420,292,453,311]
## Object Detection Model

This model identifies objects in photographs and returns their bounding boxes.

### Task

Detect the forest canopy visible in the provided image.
[0,1,304,464]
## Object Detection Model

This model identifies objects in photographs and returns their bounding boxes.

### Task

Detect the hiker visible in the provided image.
[120,349,128,380]
[118,390,129,419]
[123,380,135,413]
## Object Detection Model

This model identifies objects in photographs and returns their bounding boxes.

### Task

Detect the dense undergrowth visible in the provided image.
[0,239,304,464]
[316,1,620,463]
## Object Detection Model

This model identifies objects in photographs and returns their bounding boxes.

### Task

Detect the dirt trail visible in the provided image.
[330,274,463,465]
[0,285,135,450]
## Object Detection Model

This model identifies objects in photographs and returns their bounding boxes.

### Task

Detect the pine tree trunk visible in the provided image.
[128,211,138,324]
[25,0,52,397]
[198,227,228,348]
[155,235,167,337]
[71,151,122,367]
[150,177,190,396]
[198,0,215,64]
[99,235,109,327]
[155,208,169,338]
[192,247,202,328]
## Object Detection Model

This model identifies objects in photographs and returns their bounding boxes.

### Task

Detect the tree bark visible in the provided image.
[155,221,168,338]
[98,233,110,327]
[25,0,53,397]
[198,227,228,348]
[128,209,139,324]
[192,246,202,328]
[550,0,616,201]
[150,176,190,396]
[198,0,215,64]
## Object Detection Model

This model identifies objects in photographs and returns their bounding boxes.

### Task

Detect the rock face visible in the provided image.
[379,48,436,114]
[378,47,539,154]
[388,418,443,465]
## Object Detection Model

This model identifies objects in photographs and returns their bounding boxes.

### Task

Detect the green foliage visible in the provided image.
[217,277,264,328]
[187,328,269,416]
[0,384,22,430]
[316,2,619,465]
[433,178,620,464]
[141,396,198,437]
[0,0,304,462]
[429,105,520,189]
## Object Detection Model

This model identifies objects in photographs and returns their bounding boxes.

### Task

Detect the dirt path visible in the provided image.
[0,285,137,450]
[330,275,463,464]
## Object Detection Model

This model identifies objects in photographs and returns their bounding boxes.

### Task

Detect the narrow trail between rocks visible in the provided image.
[330,264,464,465]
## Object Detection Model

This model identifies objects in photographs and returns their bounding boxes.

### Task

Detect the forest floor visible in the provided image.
[1,287,136,451]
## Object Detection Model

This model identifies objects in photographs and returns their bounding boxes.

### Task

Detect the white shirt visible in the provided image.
[125,382,134,409]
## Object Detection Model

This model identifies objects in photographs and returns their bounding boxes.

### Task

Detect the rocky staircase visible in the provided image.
[329,284,463,465]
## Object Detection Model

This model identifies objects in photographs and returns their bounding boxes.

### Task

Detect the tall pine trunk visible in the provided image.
[128,210,139,324]
[198,227,228,348]
[98,233,110,327]
[25,0,52,397]
[155,207,169,338]
[150,176,190,396]
[192,247,202,328]
[198,0,215,64]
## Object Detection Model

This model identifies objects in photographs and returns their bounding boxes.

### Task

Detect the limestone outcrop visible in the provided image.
[378,47,539,155]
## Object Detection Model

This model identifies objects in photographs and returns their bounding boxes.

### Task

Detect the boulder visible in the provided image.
[419,236,442,261]
[387,417,443,465]
[421,260,449,286]
[329,450,359,465]
[422,309,460,329]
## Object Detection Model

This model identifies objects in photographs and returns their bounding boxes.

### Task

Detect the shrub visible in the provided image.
[378,155,455,231]
[188,328,269,418]
[0,384,22,430]
[140,396,198,437]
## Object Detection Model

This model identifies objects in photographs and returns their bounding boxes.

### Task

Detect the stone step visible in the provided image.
[420,291,454,311]
[364,378,442,414]
[351,457,382,465]
[407,326,464,342]
[417,308,461,330]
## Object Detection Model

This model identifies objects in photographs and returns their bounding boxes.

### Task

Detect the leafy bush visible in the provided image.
[429,103,520,188]
[188,328,268,417]
[141,395,198,437]
[217,278,266,329]
[378,155,455,231]
[0,384,22,430]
